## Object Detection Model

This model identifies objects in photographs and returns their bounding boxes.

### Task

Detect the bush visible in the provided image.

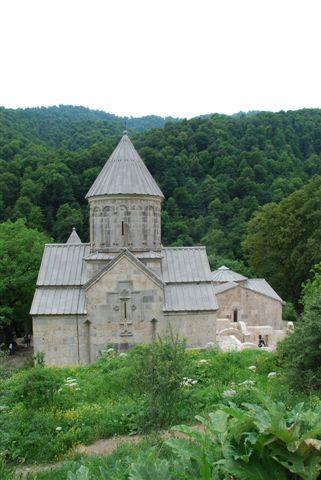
[278,264,321,390]
[16,366,62,408]
[131,330,187,432]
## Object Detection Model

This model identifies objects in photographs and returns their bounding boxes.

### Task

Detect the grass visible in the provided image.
[0,347,319,469]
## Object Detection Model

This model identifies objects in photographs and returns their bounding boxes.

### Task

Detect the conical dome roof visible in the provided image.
[86,132,164,198]
[212,265,248,283]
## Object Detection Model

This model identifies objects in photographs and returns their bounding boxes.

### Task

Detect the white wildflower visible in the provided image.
[248,365,257,372]
[119,352,127,357]
[56,426,62,432]
[198,359,209,364]
[223,389,237,397]
[238,380,255,387]
[180,377,197,387]
[267,371,278,379]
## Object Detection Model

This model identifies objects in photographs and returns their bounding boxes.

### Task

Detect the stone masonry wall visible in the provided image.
[32,315,88,367]
[216,286,283,330]
[85,255,164,361]
[163,311,217,347]
[89,195,162,252]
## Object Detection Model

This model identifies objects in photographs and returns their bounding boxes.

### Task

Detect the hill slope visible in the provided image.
[1,106,321,268]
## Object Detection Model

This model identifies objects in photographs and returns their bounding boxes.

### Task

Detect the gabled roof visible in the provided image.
[161,246,217,311]
[36,243,90,286]
[212,277,284,304]
[86,132,164,199]
[161,247,213,283]
[84,248,163,290]
[212,281,238,295]
[30,287,86,315]
[245,279,284,303]
[164,283,218,311]
[66,227,82,244]
[212,265,248,283]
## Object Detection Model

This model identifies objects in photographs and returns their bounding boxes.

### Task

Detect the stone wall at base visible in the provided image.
[164,311,217,348]
[32,315,88,367]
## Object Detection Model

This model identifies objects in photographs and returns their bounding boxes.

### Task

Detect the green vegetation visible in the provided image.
[2,107,321,305]
[131,331,187,431]
[243,176,321,303]
[0,219,50,344]
[0,346,310,466]
[278,263,321,390]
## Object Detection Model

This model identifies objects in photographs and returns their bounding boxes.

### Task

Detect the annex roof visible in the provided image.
[66,227,82,244]
[86,132,164,199]
[212,265,248,283]
[36,243,90,286]
[161,247,213,283]
[30,287,86,315]
[164,283,218,311]
[212,277,284,304]
[245,279,284,303]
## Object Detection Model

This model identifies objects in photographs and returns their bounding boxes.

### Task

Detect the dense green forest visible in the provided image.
[1,106,321,303]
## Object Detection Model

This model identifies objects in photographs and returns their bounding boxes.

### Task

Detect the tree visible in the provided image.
[277,263,321,390]
[243,176,321,304]
[0,219,50,344]
[53,203,84,242]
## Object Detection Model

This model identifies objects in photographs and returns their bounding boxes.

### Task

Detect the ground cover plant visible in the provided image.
[0,341,319,468]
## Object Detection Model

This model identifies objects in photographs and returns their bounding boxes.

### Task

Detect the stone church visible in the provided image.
[30,132,285,366]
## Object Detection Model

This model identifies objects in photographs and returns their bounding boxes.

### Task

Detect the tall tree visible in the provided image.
[0,219,50,344]
[243,176,321,303]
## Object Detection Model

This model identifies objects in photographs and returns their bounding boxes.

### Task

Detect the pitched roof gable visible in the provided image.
[84,248,163,290]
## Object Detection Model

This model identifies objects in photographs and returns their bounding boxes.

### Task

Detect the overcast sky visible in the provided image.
[1,0,320,118]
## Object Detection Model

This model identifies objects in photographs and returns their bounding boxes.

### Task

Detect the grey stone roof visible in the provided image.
[30,287,86,315]
[31,243,218,315]
[36,244,90,286]
[86,133,164,199]
[161,247,213,283]
[245,279,284,303]
[212,281,238,295]
[212,278,284,303]
[212,265,248,283]
[164,283,218,311]
[66,228,82,244]
[161,246,217,312]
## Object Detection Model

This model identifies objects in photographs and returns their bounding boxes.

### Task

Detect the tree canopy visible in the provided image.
[243,176,321,303]
[0,219,50,344]
[2,106,321,304]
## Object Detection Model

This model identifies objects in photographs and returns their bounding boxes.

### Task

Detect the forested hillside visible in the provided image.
[1,106,321,299]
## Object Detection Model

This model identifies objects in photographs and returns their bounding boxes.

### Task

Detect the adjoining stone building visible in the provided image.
[30,132,285,366]
[212,265,286,350]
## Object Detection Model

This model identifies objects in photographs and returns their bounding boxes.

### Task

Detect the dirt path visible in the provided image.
[15,429,177,478]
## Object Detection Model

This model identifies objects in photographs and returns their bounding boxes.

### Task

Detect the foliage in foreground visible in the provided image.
[0,348,290,464]
[278,263,321,390]
[0,219,50,344]
[67,392,321,480]
[131,331,187,431]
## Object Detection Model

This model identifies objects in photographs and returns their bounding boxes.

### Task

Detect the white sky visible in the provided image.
[0,0,321,118]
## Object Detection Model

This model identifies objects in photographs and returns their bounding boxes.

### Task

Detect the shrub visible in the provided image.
[278,264,321,390]
[16,366,62,408]
[131,330,187,432]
